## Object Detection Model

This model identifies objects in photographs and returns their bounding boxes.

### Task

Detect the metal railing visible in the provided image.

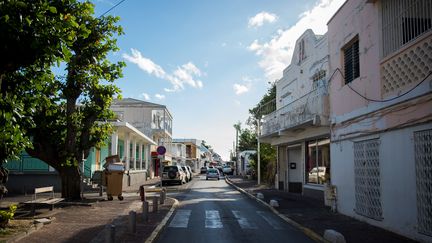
[261,85,329,136]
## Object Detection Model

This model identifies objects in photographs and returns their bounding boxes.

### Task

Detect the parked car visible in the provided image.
[186,166,193,180]
[308,166,327,184]
[181,166,191,182]
[216,166,223,175]
[162,165,186,185]
[200,166,208,174]
[222,165,233,175]
[206,168,220,180]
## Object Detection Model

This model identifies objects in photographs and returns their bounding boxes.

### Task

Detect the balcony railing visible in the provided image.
[261,85,329,137]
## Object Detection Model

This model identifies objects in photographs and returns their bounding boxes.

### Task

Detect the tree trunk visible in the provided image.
[59,166,82,200]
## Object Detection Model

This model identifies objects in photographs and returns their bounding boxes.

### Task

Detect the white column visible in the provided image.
[111,132,118,155]
[125,132,130,171]
[139,143,143,170]
[132,139,137,170]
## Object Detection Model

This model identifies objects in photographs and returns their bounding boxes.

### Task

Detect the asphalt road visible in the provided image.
[157,174,314,243]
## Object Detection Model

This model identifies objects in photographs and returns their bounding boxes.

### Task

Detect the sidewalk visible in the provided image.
[226,175,417,243]
[0,177,173,243]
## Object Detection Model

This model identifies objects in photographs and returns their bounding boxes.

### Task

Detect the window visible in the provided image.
[354,139,382,220]
[312,70,326,90]
[343,38,360,84]
[414,129,432,236]
[382,0,432,57]
[298,39,306,64]
[305,138,330,185]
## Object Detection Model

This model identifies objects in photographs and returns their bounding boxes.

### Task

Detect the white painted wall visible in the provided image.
[331,123,432,242]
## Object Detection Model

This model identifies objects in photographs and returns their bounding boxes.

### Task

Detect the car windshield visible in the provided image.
[208,169,217,173]
[163,166,178,172]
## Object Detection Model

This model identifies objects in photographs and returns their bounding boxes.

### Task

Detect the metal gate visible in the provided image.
[414,129,432,236]
[354,139,383,220]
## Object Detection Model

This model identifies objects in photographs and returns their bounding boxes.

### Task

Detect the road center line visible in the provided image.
[232,210,257,229]
[257,211,283,230]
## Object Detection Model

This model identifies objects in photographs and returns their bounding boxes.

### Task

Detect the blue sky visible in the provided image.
[92,0,345,160]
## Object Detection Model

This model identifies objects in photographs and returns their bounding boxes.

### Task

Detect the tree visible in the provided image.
[246,83,277,184]
[1,1,125,199]
[0,0,78,164]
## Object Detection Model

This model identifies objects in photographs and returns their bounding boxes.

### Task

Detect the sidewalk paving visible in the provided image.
[0,177,173,243]
[227,175,417,243]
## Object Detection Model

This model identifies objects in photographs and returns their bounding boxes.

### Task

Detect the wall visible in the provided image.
[331,123,432,242]
[328,1,381,118]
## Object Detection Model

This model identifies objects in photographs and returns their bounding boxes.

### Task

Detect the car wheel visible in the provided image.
[206,177,208,180]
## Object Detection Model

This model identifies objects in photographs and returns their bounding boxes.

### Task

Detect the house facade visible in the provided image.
[172,139,202,172]
[328,0,432,241]
[260,29,331,199]
[111,98,173,178]
[171,142,187,165]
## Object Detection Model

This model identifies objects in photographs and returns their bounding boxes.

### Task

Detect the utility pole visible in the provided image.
[257,116,261,185]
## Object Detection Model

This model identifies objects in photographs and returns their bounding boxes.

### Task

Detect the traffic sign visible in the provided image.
[157,146,166,155]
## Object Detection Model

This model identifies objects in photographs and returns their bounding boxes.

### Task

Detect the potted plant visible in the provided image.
[0,205,17,228]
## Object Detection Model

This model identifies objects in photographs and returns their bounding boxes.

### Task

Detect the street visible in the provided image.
[157,175,314,243]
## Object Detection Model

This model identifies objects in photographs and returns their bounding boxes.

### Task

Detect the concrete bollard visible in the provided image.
[324,229,346,243]
[105,224,115,243]
[269,199,279,207]
[160,189,166,204]
[152,197,158,212]
[142,201,149,222]
[129,211,136,233]
[257,193,264,199]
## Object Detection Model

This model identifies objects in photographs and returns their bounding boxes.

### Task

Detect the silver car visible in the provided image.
[206,168,220,180]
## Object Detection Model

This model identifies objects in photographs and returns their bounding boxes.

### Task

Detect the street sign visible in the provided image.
[156,146,166,155]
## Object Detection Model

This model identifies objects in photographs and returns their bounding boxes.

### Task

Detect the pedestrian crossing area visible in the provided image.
[168,209,284,230]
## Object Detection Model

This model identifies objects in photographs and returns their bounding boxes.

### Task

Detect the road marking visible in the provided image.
[257,211,283,230]
[169,209,191,228]
[205,210,223,228]
[232,210,257,229]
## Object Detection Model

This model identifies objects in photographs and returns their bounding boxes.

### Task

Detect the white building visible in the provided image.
[171,142,186,165]
[111,98,173,178]
[238,150,256,176]
[260,29,331,199]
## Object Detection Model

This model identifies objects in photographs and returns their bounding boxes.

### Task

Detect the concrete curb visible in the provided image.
[225,176,329,243]
[144,197,179,243]
[7,222,45,243]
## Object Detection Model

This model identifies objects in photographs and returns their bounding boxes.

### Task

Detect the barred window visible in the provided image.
[354,139,382,220]
[414,129,432,236]
[343,38,360,84]
[382,0,432,57]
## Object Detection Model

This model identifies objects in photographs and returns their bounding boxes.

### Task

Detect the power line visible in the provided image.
[330,68,431,103]
[98,0,126,18]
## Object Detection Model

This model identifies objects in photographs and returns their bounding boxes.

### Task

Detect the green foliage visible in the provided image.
[0,205,17,222]
[0,0,125,198]
[238,128,257,151]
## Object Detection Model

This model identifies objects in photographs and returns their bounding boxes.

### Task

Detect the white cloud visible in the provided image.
[123,49,165,78]
[141,93,150,101]
[155,94,165,100]
[123,49,204,92]
[248,0,345,81]
[233,84,249,95]
[248,11,278,28]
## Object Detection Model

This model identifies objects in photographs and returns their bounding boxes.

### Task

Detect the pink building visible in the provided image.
[328,0,431,241]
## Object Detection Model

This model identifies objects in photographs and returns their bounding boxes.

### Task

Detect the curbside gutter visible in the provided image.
[225,176,329,243]
[145,197,179,243]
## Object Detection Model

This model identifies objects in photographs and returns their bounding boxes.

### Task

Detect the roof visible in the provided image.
[112,98,166,108]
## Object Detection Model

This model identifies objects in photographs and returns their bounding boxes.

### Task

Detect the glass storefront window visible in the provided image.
[305,138,330,185]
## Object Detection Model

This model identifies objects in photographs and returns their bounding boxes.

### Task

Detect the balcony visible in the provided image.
[261,85,329,137]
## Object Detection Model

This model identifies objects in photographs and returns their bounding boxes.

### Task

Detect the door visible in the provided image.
[288,146,302,193]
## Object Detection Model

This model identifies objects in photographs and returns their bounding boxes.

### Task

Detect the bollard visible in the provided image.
[106,224,115,243]
[142,201,149,222]
[152,197,158,212]
[129,211,136,233]
[159,190,165,205]
[139,185,145,202]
